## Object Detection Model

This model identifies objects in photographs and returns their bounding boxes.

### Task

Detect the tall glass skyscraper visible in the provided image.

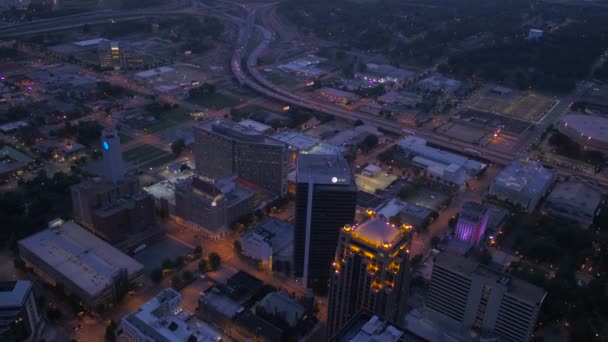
[294,153,357,290]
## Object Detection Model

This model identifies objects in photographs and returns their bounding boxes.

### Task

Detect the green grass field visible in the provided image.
[140,154,178,169]
[189,93,241,109]
[145,108,191,133]
[123,145,171,165]
[118,132,133,143]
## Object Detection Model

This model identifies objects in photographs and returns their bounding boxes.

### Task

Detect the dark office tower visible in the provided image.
[193,119,289,196]
[101,128,125,184]
[327,220,412,337]
[294,153,357,290]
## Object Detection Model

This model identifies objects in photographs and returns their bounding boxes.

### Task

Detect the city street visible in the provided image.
[410,164,502,257]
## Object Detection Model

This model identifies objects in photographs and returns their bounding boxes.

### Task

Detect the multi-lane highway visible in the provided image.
[228,6,515,165]
[226,4,608,190]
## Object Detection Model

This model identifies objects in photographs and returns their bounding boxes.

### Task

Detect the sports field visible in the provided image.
[469,91,555,123]
[122,144,175,168]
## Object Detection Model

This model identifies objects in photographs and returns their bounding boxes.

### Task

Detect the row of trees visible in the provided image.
[548,131,605,165]
[50,120,103,147]
[150,246,207,284]
[504,211,608,340]
[1,170,82,247]
[439,12,608,92]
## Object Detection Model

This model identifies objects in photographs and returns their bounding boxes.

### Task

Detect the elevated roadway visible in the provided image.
[230,8,513,165]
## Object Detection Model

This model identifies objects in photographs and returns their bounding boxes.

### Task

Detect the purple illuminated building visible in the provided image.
[455,202,489,247]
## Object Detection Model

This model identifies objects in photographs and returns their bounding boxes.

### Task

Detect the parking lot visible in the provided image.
[134,236,194,273]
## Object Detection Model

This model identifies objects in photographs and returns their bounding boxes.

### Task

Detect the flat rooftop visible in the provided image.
[0,120,29,133]
[435,253,546,304]
[355,172,398,193]
[296,153,354,186]
[365,63,416,79]
[349,219,409,249]
[124,288,223,342]
[272,131,318,150]
[18,221,143,299]
[242,218,293,249]
[0,281,32,307]
[333,311,426,342]
[0,145,32,174]
[561,114,608,144]
[74,38,108,47]
[143,171,195,205]
[197,119,284,146]
[356,190,385,209]
[237,119,272,133]
[135,66,175,79]
[399,137,486,173]
[547,181,603,211]
[199,290,244,318]
[376,198,433,220]
[459,201,488,222]
[493,156,555,194]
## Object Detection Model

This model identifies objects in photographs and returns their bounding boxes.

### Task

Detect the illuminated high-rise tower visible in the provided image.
[101,128,124,184]
[455,202,489,247]
[327,219,412,337]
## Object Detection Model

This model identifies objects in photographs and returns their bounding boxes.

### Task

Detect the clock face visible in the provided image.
[103,141,109,150]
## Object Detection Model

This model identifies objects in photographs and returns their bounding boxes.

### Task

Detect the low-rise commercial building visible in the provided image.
[377,91,422,108]
[175,176,254,238]
[416,74,462,93]
[316,87,360,104]
[277,55,327,78]
[399,137,486,174]
[331,310,426,342]
[240,218,293,271]
[489,156,556,211]
[18,220,144,308]
[399,137,486,186]
[355,64,416,87]
[544,181,602,227]
[375,198,436,229]
[558,114,608,153]
[0,145,32,177]
[256,290,307,328]
[120,288,223,342]
[272,131,342,168]
[0,281,45,342]
[327,124,384,148]
[0,121,29,135]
